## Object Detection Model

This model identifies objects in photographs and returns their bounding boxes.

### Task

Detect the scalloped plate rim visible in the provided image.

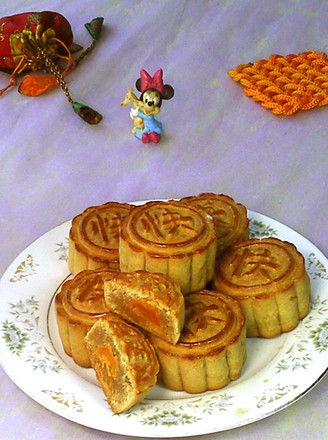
[0,205,327,437]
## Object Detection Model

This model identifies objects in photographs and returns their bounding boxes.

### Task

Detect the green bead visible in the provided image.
[72,101,103,124]
[84,17,104,40]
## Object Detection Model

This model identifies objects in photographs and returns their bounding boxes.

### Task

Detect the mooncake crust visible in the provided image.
[55,269,117,367]
[148,289,246,393]
[213,237,311,337]
[85,317,159,414]
[119,200,217,294]
[180,193,249,256]
[68,201,132,275]
[104,270,185,344]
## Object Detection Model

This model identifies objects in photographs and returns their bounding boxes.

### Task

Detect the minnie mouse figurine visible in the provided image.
[121,68,174,143]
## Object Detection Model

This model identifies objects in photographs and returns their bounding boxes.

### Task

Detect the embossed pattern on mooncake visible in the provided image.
[119,201,217,294]
[213,237,311,338]
[55,269,117,367]
[68,201,132,275]
[180,193,249,256]
[148,290,246,393]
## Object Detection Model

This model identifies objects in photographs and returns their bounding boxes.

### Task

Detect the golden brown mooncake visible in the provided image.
[148,290,246,393]
[119,200,217,295]
[104,270,185,344]
[68,201,132,275]
[55,269,117,367]
[213,237,311,338]
[85,317,159,414]
[180,193,249,256]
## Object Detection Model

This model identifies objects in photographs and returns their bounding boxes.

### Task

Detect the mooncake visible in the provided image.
[119,200,217,294]
[104,270,185,344]
[55,268,116,367]
[213,237,311,338]
[180,193,249,257]
[148,289,246,393]
[68,201,132,275]
[85,317,159,413]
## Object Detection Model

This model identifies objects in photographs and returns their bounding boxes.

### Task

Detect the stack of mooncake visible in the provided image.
[55,192,311,413]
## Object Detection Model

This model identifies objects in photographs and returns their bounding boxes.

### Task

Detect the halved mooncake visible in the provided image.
[104,270,185,344]
[213,237,311,337]
[55,269,116,367]
[147,289,246,393]
[180,193,249,256]
[119,200,217,294]
[85,317,159,413]
[68,201,132,275]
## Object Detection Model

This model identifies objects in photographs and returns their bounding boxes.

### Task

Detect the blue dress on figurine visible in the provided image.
[135,109,162,140]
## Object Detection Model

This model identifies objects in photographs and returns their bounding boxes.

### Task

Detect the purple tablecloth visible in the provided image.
[1,1,327,439]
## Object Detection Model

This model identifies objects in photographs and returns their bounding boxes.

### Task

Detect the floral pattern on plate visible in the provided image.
[0,209,327,437]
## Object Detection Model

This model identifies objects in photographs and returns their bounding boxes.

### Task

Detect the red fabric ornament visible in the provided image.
[0,11,73,70]
[0,11,104,124]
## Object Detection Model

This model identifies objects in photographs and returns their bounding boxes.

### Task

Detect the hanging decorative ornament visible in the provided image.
[0,11,104,124]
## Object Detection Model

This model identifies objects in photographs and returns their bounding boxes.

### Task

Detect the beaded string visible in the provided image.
[228,50,328,115]
[37,45,75,104]
[21,36,102,124]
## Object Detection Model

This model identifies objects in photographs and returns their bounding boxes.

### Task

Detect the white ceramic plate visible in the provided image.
[0,209,328,438]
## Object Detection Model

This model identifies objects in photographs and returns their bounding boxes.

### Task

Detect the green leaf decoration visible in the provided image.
[1,296,62,372]
[10,254,39,282]
[249,219,278,238]
[310,320,328,352]
[42,389,84,413]
[307,252,328,280]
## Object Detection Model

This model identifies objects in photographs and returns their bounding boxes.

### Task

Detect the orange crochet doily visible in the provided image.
[228,50,328,115]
